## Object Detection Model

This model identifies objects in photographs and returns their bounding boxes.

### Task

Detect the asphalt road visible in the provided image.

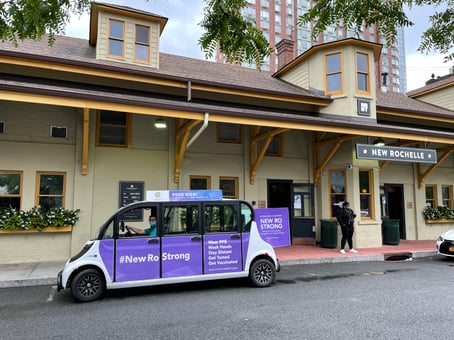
[1,256,453,339]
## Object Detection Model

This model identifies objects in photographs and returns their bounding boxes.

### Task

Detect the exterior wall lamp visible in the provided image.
[154,118,167,129]
[373,138,385,146]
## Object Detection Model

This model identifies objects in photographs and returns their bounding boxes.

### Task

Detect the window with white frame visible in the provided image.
[260,10,269,21]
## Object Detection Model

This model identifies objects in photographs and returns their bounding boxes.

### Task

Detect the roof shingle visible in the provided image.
[0,35,328,101]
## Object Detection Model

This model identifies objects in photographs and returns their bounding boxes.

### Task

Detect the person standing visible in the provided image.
[336,201,358,254]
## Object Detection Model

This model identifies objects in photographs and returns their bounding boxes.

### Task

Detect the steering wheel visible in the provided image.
[125,225,136,236]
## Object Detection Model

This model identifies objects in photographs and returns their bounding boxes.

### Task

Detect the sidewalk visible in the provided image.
[0,240,437,289]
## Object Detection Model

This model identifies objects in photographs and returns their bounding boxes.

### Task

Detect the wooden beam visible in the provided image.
[82,108,90,175]
[314,134,358,186]
[249,127,289,184]
[174,119,201,183]
[418,146,454,188]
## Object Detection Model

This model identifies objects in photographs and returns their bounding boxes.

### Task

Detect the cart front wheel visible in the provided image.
[249,259,276,287]
[71,268,105,303]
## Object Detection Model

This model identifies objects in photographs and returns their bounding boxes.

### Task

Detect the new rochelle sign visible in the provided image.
[356,144,437,163]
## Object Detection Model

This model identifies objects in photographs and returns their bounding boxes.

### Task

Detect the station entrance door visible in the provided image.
[267,180,315,245]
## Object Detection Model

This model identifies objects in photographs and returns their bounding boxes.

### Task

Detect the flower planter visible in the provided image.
[425,219,454,224]
[0,225,72,234]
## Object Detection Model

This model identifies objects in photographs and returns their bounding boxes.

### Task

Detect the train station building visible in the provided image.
[0,3,453,263]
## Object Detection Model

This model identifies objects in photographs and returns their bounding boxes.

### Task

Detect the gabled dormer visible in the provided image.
[89,2,168,69]
[274,38,381,121]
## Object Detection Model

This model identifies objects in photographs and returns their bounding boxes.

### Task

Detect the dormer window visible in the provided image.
[108,19,125,58]
[90,3,168,69]
[325,52,343,95]
[356,52,370,94]
[135,25,150,63]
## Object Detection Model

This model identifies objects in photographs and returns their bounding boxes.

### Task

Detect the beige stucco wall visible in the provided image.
[0,102,79,263]
[80,112,171,238]
[0,102,78,211]
[0,232,72,264]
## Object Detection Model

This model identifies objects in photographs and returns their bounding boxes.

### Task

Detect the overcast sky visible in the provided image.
[65,0,452,91]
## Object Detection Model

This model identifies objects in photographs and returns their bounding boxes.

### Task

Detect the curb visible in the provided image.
[0,251,439,289]
[280,254,384,266]
[279,250,438,267]
[412,250,437,259]
[0,278,56,289]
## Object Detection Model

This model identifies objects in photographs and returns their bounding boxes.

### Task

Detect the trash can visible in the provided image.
[320,219,338,248]
[382,219,400,245]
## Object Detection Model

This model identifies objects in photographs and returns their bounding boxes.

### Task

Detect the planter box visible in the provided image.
[0,225,72,234]
[425,219,454,224]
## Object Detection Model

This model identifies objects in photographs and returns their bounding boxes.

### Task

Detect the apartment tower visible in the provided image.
[215,0,407,92]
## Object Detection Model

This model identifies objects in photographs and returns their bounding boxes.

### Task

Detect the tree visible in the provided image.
[198,0,273,69]
[0,0,90,45]
[0,0,452,64]
[298,0,453,62]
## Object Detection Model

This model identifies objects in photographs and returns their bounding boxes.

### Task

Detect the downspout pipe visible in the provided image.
[187,112,209,149]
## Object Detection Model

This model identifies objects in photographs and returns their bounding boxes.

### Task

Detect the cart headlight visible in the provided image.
[69,242,94,263]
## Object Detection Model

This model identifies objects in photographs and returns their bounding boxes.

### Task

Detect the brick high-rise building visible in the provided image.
[215,0,407,93]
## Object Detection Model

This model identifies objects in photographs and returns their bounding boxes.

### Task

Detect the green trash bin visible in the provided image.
[320,219,338,248]
[382,219,400,245]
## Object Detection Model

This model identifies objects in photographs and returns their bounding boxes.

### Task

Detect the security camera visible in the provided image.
[346,164,353,170]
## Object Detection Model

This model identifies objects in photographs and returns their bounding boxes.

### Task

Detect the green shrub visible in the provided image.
[422,206,454,220]
[0,206,80,231]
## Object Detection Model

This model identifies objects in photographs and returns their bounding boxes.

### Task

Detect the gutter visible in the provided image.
[187,112,209,149]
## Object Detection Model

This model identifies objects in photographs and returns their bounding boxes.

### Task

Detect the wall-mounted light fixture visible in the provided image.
[154,118,167,129]
[373,138,385,146]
